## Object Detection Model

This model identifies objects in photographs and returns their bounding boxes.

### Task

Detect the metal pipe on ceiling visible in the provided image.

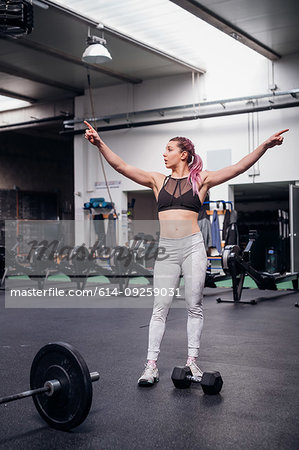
[63,88,299,127]
[0,114,72,132]
[1,90,297,133]
[60,99,299,135]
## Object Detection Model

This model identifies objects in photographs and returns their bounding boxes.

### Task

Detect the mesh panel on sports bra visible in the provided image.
[164,177,192,198]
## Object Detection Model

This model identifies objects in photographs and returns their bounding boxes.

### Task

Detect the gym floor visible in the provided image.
[0,285,298,450]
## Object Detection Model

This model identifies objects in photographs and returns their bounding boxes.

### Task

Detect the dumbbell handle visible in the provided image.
[186,375,202,384]
[0,371,99,405]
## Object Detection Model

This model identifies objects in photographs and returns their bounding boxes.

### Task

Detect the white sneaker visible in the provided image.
[186,360,203,380]
[138,363,159,386]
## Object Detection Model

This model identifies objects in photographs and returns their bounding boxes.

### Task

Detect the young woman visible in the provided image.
[84,121,288,386]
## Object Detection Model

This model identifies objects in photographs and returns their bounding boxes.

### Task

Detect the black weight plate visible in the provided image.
[201,371,223,395]
[171,366,192,389]
[30,342,92,431]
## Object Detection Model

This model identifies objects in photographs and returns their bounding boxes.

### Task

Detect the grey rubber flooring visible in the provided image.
[0,286,298,449]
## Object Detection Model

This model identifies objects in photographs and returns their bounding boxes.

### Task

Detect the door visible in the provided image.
[289,184,299,272]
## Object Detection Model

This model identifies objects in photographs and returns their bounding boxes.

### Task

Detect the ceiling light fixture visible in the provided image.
[82,26,112,64]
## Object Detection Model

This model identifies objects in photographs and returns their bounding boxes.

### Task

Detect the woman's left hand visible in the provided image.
[264,129,289,149]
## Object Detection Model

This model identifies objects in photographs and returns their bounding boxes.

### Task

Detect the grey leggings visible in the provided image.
[147,232,207,361]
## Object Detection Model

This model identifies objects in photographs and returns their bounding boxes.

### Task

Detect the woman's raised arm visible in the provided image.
[203,129,289,188]
[84,121,159,189]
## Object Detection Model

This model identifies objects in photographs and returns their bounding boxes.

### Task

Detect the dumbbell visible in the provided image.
[171,366,223,394]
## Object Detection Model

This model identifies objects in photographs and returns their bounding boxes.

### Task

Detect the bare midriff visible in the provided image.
[158,209,201,238]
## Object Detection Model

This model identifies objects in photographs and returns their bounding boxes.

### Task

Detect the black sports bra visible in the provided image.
[157,176,202,213]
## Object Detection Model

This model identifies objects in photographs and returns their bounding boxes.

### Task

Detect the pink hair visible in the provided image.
[169,136,203,196]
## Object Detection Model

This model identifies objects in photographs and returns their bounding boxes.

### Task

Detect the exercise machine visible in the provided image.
[216,230,298,305]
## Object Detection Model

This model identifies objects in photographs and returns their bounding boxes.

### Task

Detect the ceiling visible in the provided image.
[0,0,298,128]
[0,0,204,107]
[171,0,299,60]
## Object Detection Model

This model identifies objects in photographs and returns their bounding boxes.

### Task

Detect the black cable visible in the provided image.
[86,71,118,220]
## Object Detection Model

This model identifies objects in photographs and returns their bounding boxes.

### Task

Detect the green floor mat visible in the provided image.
[215,275,296,290]
[7,274,296,291]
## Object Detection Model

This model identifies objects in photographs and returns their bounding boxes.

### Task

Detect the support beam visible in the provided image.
[0,61,84,95]
[0,88,37,103]
[170,0,281,61]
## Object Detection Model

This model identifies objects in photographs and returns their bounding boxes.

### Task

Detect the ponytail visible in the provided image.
[188,153,203,196]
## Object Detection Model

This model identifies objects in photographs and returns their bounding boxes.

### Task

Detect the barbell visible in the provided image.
[0,342,99,431]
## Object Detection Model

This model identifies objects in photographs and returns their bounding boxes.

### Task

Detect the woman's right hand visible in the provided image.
[84,120,101,146]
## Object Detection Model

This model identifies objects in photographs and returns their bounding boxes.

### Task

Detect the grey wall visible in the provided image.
[0,131,74,219]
